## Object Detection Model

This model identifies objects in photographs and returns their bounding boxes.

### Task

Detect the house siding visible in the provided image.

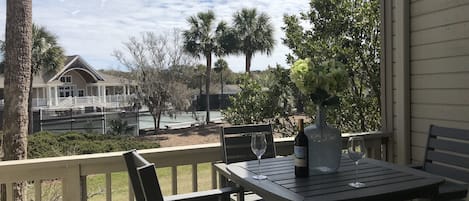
[391,0,469,164]
[61,70,88,91]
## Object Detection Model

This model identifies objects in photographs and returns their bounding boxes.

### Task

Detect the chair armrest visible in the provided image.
[164,186,239,201]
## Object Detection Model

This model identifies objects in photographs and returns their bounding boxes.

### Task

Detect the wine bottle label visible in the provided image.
[294,146,307,167]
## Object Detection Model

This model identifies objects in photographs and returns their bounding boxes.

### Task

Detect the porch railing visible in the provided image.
[0,131,391,201]
[1,95,132,109]
[32,98,48,107]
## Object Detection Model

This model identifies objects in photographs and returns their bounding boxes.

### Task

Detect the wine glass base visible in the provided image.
[348,182,366,188]
[252,175,267,180]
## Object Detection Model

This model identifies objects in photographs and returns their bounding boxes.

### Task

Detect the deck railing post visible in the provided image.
[211,162,217,189]
[171,166,178,195]
[381,136,388,161]
[34,180,42,201]
[192,163,198,192]
[80,176,87,201]
[62,164,82,201]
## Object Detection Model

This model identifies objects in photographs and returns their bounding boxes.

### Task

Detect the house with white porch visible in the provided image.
[0,55,134,110]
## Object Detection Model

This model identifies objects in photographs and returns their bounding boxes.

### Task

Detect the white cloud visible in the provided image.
[0,0,310,72]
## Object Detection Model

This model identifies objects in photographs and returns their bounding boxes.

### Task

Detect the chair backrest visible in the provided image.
[220,124,276,164]
[138,164,163,201]
[423,125,469,183]
[123,150,164,201]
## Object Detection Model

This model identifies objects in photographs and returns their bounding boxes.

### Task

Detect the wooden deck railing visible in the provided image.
[0,131,391,201]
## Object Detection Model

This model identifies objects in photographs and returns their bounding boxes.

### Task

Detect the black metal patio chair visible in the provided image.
[123,149,238,201]
[414,125,469,201]
[219,124,276,201]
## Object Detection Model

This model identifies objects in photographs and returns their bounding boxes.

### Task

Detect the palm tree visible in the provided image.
[3,0,32,200]
[214,59,228,109]
[28,24,65,134]
[232,8,275,73]
[183,11,227,123]
[194,64,206,101]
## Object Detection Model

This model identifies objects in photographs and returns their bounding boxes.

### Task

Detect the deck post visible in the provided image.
[62,164,82,201]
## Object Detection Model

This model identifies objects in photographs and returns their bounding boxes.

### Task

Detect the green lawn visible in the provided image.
[25,163,213,201]
[87,163,213,201]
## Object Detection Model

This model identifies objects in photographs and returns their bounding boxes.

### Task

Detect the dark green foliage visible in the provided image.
[28,132,159,158]
[282,0,381,132]
[223,68,299,137]
[223,76,267,125]
[107,119,134,136]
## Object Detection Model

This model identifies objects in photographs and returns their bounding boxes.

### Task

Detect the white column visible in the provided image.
[103,86,107,104]
[55,87,58,106]
[97,85,102,103]
[47,87,52,106]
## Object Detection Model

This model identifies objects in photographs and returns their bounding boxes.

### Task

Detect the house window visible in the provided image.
[78,89,84,97]
[59,86,74,97]
[60,75,72,83]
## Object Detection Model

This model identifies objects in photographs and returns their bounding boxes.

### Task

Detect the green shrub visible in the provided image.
[28,132,159,158]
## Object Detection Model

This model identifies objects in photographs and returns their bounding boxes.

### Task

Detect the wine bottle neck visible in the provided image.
[298,119,304,133]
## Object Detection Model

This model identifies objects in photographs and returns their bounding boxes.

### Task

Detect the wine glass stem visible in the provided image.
[354,161,358,184]
[258,157,261,177]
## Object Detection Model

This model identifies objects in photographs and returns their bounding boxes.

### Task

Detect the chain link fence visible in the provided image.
[37,107,139,135]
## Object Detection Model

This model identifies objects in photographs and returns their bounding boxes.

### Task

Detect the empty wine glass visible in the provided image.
[348,136,366,188]
[251,132,267,180]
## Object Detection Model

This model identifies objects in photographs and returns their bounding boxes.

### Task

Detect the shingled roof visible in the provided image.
[0,55,133,88]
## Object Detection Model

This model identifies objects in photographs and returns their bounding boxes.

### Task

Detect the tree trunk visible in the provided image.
[157,110,162,132]
[220,71,223,109]
[27,75,33,135]
[2,1,32,201]
[199,75,202,110]
[199,75,203,97]
[245,53,252,73]
[152,114,159,134]
[205,55,211,123]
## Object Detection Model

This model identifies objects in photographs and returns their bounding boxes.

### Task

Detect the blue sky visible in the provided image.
[0,0,310,72]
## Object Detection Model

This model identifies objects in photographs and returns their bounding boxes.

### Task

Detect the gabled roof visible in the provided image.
[48,55,105,83]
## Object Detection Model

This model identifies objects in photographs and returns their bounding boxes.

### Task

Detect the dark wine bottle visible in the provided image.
[294,119,308,177]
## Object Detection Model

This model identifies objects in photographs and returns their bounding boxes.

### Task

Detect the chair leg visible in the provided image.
[236,186,245,201]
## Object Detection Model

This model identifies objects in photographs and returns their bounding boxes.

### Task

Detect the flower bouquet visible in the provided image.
[290,58,348,106]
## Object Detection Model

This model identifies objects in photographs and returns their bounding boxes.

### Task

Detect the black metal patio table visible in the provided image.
[214,155,444,201]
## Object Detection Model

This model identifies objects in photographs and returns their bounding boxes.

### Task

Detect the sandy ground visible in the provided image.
[141,122,299,147]
[142,114,308,147]
[141,123,225,147]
